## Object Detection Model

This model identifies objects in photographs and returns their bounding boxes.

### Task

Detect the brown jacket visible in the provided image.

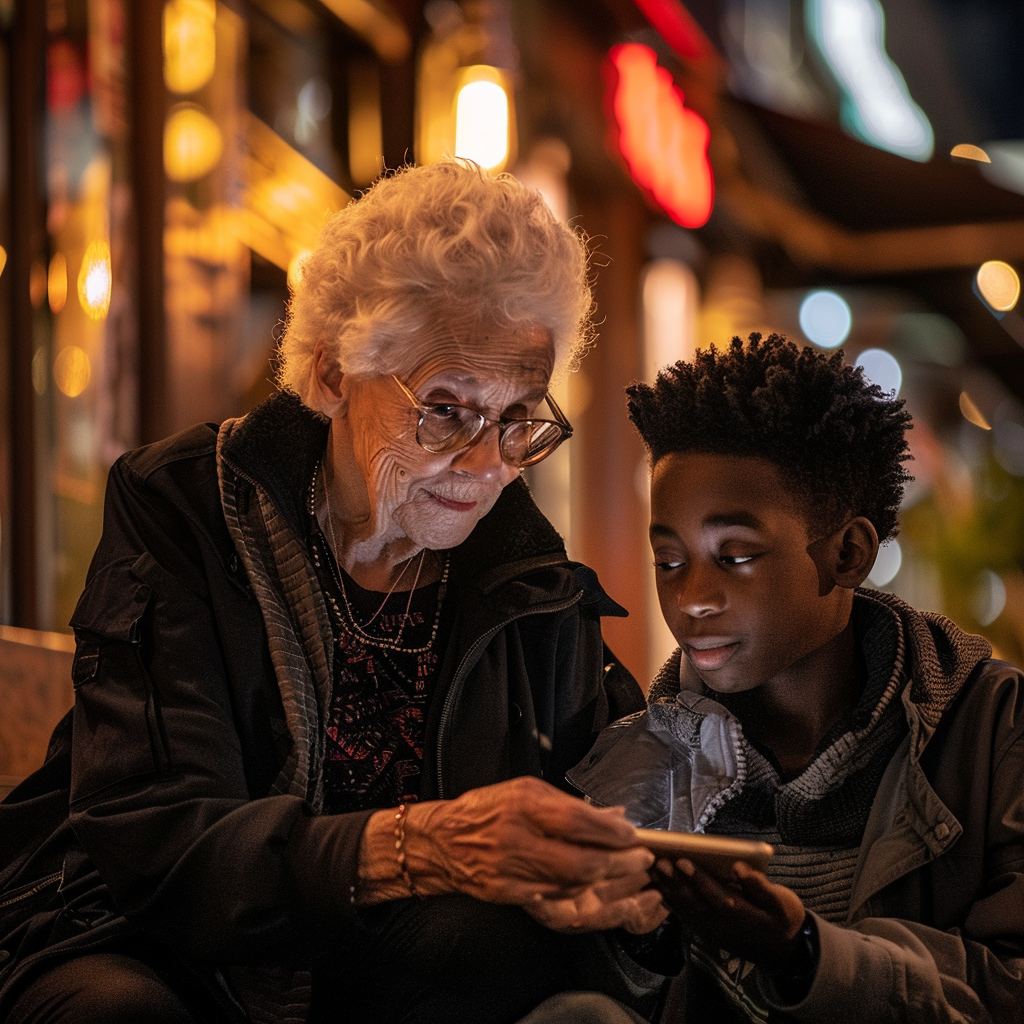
[571,590,1024,1023]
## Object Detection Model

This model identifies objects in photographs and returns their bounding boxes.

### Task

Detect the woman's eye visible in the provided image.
[653,560,684,571]
[424,403,460,420]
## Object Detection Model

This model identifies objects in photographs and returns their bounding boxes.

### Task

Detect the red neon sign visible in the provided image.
[606,43,713,229]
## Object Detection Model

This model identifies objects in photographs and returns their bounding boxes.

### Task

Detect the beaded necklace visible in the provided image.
[309,461,449,654]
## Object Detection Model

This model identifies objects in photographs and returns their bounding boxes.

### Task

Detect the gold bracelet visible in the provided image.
[393,803,421,898]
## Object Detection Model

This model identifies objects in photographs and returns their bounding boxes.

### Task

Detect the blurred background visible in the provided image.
[2,0,1024,702]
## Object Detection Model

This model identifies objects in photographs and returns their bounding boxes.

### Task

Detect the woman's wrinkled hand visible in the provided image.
[651,858,805,969]
[397,777,657,910]
[524,871,669,934]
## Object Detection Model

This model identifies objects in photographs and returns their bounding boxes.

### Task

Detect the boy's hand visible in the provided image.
[652,858,806,970]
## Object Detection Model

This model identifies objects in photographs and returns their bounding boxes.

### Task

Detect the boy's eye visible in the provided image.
[653,559,685,571]
[719,553,757,566]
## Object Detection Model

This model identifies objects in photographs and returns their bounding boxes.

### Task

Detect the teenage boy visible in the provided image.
[569,334,1024,1023]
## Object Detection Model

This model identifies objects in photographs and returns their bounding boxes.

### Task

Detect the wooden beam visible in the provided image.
[9,0,45,627]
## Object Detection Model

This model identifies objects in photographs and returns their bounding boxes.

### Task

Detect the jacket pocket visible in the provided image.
[68,556,168,805]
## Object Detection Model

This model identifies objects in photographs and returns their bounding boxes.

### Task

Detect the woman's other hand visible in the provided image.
[523,871,668,934]
[651,858,805,969]
[358,777,657,918]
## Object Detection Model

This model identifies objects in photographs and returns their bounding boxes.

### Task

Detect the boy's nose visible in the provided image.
[676,566,725,617]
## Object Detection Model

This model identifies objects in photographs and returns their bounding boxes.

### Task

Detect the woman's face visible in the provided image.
[337,321,555,552]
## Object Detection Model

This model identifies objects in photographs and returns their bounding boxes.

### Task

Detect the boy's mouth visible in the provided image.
[684,638,739,671]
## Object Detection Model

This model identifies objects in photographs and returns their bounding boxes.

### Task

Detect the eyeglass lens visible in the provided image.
[417,407,564,465]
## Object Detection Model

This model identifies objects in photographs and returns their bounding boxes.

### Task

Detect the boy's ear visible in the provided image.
[311,339,347,418]
[828,516,879,590]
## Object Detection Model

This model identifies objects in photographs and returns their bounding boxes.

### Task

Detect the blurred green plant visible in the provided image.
[902,452,1024,666]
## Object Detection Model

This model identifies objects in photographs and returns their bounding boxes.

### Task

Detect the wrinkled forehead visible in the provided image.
[390,317,555,390]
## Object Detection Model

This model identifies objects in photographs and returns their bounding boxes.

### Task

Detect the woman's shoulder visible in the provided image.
[117,422,220,483]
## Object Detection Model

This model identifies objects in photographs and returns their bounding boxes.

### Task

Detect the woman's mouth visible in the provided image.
[685,638,739,671]
[430,493,479,513]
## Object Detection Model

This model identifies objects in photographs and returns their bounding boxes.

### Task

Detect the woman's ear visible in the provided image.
[830,517,880,590]
[311,340,346,418]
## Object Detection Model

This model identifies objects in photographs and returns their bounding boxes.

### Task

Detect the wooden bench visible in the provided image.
[0,626,75,801]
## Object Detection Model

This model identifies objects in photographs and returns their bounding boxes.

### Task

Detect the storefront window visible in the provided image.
[38,0,135,630]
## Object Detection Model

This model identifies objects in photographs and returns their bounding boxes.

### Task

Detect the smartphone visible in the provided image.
[635,828,774,876]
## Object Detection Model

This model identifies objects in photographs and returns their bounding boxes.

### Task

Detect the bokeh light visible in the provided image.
[950,143,990,163]
[868,538,901,587]
[856,348,902,396]
[163,0,216,95]
[53,345,92,398]
[799,289,852,348]
[164,105,223,182]
[77,240,111,320]
[643,259,699,379]
[454,74,510,172]
[958,392,991,430]
[976,260,1020,313]
[809,0,933,160]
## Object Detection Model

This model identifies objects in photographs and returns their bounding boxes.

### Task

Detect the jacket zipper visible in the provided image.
[0,870,63,911]
[435,590,584,798]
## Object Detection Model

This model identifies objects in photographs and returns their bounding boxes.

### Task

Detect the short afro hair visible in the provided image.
[626,333,913,541]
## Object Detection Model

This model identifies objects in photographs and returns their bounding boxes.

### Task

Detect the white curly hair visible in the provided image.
[277,160,594,412]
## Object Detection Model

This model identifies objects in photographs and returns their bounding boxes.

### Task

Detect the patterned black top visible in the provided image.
[309,525,451,814]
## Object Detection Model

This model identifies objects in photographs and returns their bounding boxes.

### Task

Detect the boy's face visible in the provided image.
[649,452,853,694]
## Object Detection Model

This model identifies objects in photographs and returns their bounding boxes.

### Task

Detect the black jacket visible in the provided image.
[0,392,644,1017]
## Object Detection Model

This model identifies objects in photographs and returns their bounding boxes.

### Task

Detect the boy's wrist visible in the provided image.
[763,912,819,1004]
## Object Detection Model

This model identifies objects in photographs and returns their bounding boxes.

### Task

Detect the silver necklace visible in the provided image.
[310,461,449,654]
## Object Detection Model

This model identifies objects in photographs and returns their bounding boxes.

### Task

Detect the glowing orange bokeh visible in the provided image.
[606,43,713,229]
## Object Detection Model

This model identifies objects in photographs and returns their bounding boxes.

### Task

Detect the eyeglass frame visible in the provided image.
[390,374,573,468]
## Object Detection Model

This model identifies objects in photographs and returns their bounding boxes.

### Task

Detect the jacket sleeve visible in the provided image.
[758,672,1024,1024]
[67,455,373,962]
[545,602,645,792]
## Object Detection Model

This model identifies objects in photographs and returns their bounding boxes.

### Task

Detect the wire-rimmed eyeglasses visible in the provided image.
[391,375,573,468]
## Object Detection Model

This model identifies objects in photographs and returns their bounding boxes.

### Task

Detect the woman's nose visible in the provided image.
[451,423,516,482]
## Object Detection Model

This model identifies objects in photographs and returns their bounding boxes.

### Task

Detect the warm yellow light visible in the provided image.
[959,392,991,430]
[164,0,216,94]
[976,260,1021,312]
[0,244,7,280]
[454,69,510,172]
[164,105,223,182]
[78,241,112,319]
[48,253,68,313]
[950,143,990,163]
[53,345,92,397]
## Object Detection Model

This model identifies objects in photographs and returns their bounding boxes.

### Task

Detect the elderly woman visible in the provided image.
[0,163,666,1024]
